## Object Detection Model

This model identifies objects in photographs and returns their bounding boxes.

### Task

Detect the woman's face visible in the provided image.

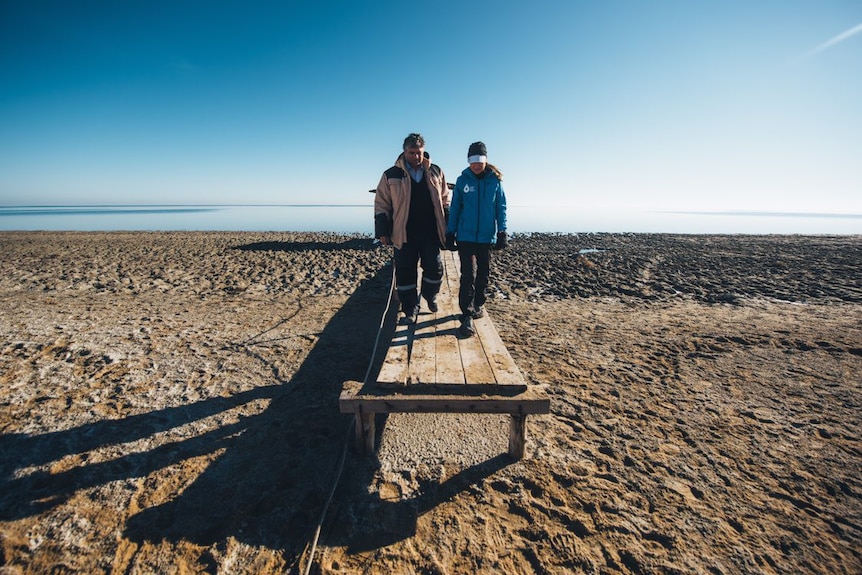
[469,161,486,175]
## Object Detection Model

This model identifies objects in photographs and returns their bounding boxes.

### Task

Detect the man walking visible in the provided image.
[374,133,450,323]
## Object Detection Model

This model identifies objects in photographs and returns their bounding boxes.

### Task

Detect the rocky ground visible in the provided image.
[0,231,860,574]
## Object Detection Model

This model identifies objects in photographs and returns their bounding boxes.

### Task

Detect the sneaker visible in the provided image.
[471,305,485,319]
[460,315,474,337]
[425,296,439,313]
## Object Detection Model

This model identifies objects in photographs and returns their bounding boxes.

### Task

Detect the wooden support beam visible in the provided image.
[340,381,549,415]
[354,407,375,454]
[508,414,527,460]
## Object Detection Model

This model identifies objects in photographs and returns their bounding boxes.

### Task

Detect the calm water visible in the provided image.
[0,204,860,235]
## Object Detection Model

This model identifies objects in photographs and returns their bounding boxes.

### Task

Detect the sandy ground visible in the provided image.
[0,231,859,574]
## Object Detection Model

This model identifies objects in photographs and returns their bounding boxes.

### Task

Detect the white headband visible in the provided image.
[468,155,487,163]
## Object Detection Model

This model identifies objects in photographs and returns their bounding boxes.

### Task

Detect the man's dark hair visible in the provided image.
[403,133,425,149]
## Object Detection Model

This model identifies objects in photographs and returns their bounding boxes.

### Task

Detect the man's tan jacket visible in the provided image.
[374,153,450,249]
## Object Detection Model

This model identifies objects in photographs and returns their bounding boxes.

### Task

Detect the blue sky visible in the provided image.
[1,1,860,214]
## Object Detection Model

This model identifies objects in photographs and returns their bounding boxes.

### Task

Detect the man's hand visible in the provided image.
[445,233,457,251]
[374,213,391,242]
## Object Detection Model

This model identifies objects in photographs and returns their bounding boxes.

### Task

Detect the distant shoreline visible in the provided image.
[2,204,861,218]
[2,205,861,235]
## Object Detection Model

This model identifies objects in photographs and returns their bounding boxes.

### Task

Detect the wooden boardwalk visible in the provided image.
[339,250,550,459]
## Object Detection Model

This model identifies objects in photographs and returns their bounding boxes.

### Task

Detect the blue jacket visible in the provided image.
[447,165,507,244]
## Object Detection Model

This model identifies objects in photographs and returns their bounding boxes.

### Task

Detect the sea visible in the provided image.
[0,205,860,235]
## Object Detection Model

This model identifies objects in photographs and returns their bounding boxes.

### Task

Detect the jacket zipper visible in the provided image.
[475,176,481,242]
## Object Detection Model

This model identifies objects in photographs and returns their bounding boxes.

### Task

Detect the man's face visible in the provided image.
[469,161,487,175]
[403,146,424,168]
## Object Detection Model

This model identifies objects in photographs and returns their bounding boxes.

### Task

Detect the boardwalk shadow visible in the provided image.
[328,453,512,552]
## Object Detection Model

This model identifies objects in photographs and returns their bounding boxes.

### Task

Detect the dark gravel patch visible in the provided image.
[491,233,862,304]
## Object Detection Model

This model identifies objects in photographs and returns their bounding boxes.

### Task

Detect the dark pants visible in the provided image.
[457,242,491,316]
[394,237,443,313]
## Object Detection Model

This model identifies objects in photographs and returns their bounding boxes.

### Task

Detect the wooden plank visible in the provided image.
[474,314,525,385]
[339,381,550,415]
[440,249,458,281]
[458,322,496,384]
[376,309,410,385]
[341,380,532,399]
[341,392,549,415]
[408,309,437,384]
[433,259,466,384]
[434,318,466,383]
[408,249,459,384]
[373,382,527,394]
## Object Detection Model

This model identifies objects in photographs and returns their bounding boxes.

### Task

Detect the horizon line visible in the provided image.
[1,205,861,219]
[661,210,862,219]
[0,203,372,211]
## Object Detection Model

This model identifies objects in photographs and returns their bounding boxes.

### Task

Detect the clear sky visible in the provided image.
[1,1,860,214]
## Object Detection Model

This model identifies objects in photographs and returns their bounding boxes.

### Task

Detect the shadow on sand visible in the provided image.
[326,453,513,554]
[0,258,511,568]
[233,237,373,253]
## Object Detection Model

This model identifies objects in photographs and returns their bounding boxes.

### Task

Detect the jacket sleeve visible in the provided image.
[496,181,507,233]
[374,173,392,238]
[447,177,463,235]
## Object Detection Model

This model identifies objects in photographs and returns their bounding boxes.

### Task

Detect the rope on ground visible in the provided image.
[300,258,396,575]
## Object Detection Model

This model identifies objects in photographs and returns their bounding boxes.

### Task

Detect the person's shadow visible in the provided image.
[233,237,371,253]
[120,252,401,558]
[0,242,512,567]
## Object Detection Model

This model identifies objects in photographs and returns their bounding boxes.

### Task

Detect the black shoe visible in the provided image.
[460,315,474,337]
[402,305,419,324]
[471,305,485,319]
[425,296,438,313]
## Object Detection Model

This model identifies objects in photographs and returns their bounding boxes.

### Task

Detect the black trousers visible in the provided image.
[457,241,491,316]
[393,236,443,313]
